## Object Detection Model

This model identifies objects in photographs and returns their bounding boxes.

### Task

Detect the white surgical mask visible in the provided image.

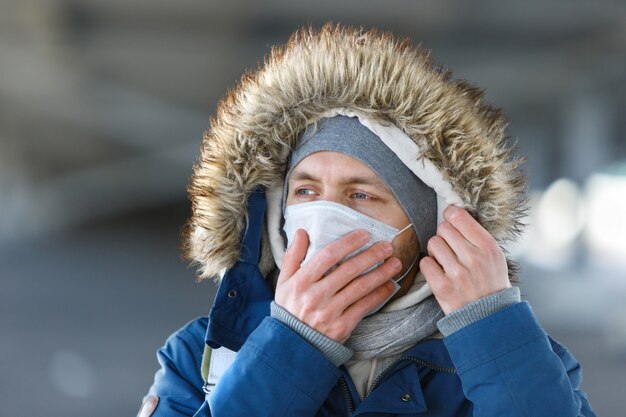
[283,200,418,315]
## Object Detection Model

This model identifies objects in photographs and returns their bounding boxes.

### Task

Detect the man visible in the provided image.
[138,24,595,416]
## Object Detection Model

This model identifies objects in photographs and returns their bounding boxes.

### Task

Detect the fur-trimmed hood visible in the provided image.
[183,23,528,282]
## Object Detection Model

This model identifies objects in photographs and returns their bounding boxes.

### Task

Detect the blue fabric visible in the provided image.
[144,187,596,417]
[437,286,521,337]
[204,187,273,351]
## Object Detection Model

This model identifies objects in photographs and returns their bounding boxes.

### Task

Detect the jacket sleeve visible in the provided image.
[443,301,596,417]
[207,316,343,417]
[142,316,342,417]
[141,318,207,417]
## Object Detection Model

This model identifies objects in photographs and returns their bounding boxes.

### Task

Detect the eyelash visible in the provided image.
[294,188,314,196]
[352,192,370,200]
[294,188,372,200]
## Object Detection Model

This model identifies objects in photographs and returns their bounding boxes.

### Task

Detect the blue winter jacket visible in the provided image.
[144,190,596,417]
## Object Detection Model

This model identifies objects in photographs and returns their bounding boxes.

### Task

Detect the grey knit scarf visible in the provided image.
[344,295,444,361]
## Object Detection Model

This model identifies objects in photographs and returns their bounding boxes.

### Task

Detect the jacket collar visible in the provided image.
[354,363,427,415]
[205,188,273,351]
[344,340,457,416]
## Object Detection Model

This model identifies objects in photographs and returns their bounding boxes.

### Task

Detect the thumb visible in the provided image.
[419,255,447,299]
[277,228,309,285]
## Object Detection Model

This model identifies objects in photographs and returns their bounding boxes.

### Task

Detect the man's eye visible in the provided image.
[295,188,315,196]
[352,192,370,199]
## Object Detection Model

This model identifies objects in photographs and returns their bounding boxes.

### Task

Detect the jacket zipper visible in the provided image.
[367,356,457,396]
[339,376,355,414]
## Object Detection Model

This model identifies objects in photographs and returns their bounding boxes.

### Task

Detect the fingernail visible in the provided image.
[379,242,391,254]
[390,258,402,269]
[358,230,369,243]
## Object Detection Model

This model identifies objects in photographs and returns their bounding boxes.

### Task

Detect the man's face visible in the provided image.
[285,151,419,298]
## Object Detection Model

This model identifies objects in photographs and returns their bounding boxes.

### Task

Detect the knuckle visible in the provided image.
[293,278,308,293]
[315,310,331,325]
[317,247,337,265]
[369,286,391,306]
[343,230,366,251]
[374,266,395,284]
[316,279,332,296]
[375,243,390,259]
[302,290,321,307]
[427,236,441,252]
[420,257,437,276]
[340,260,359,277]
[466,255,481,271]
[382,280,396,294]
[364,296,378,311]
[355,278,371,294]
[379,262,397,279]
[300,292,314,306]
[447,264,466,280]
[436,277,453,293]
[350,230,368,245]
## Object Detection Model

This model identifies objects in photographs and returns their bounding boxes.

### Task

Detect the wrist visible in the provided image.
[436,286,521,337]
[270,301,354,366]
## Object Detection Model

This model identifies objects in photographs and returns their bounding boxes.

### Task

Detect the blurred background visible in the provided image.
[1,0,625,415]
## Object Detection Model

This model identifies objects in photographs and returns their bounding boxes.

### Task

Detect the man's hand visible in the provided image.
[420,205,510,315]
[275,229,401,343]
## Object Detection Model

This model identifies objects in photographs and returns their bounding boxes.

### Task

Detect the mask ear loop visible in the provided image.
[393,251,421,284]
[389,222,422,284]
[395,222,413,236]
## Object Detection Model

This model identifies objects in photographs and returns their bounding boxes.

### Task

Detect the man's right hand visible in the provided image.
[274,229,401,343]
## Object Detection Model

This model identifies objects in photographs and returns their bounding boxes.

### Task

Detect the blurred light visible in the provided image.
[48,350,97,398]
[536,178,586,247]
[521,178,586,269]
[585,170,626,266]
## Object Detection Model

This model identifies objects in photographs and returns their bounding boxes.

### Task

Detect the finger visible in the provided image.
[341,279,397,324]
[322,241,394,292]
[436,221,477,264]
[333,256,402,308]
[443,205,493,248]
[426,235,462,277]
[277,228,309,285]
[300,229,370,283]
[419,256,448,294]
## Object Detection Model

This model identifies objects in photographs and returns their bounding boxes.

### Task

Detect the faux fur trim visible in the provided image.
[182,23,528,282]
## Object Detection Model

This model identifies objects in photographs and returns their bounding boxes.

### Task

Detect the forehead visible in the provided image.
[288,151,389,189]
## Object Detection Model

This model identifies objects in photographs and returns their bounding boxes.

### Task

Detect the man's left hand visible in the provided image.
[419,205,510,315]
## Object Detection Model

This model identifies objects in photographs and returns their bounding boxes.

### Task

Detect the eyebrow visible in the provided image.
[288,171,388,189]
